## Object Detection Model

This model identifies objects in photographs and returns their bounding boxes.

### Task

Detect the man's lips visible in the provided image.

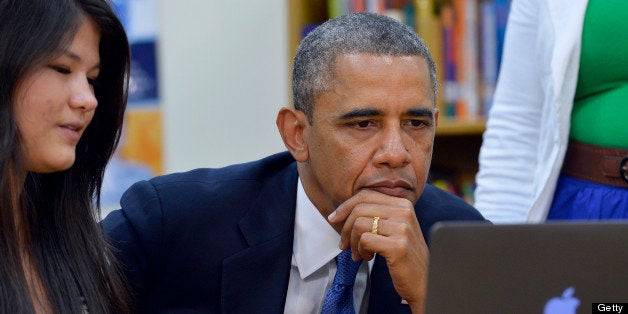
[363,180,414,197]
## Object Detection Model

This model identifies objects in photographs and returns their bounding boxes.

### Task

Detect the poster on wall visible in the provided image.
[101,0,162,214]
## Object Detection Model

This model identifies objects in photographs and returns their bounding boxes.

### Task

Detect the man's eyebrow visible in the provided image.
[406,108,435,118]
[339,108,383,120]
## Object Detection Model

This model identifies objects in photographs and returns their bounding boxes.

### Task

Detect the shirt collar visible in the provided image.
[293,178,342,279]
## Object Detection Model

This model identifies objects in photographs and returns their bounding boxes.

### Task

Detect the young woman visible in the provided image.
[0,0,132,312]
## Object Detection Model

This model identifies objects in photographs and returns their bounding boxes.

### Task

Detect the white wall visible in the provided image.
[158,0,289,173]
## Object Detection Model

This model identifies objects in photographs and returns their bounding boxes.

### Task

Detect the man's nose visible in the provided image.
[373,126,411,168]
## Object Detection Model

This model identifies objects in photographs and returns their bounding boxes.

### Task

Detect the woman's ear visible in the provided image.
[276,107,309,162]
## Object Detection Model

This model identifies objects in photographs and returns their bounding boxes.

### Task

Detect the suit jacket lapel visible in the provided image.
[221,162,298,313]
[367,255,411,314]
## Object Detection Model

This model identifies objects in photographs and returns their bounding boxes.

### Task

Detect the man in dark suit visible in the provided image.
[103,12,485,313]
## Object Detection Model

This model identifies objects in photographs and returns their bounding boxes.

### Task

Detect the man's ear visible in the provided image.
[434,107,439,128]
[276,107,309,162]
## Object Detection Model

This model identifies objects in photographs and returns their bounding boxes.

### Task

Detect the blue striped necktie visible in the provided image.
[320,249,363,314]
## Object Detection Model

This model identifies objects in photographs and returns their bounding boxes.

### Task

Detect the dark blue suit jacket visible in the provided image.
[103,152,485,313]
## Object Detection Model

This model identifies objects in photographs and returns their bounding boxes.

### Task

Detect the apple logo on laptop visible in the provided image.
[543,286,580,314]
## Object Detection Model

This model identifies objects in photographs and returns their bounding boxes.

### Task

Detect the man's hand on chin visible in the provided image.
[328,189,428,314]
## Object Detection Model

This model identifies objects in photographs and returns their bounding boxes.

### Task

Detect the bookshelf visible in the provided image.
[287,0,508,202]
[436,117,486,136]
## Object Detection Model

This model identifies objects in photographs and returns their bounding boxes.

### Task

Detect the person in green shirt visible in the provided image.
[475,0,628,223]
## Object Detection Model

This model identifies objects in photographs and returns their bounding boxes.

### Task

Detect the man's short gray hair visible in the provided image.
[292,12,437,122]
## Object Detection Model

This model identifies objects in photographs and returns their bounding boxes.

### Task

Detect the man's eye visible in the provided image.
[408,120,429,127]
[356,121,371,128]
[348,120,378,128]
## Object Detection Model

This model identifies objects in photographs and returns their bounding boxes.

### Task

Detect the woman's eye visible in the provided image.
[50,65,71,74]
[87,77,98,86]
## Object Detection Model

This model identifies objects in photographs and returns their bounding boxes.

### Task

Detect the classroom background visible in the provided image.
[102,0,510,213]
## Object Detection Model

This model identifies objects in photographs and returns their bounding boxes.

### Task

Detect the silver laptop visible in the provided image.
[425,221,628,314]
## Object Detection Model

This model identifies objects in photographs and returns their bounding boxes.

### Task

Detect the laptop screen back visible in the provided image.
[425,221,628,314]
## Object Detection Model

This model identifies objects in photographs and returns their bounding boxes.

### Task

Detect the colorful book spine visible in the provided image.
[328,0,352,18]
[328,0,343,18]
[366,0,385,14]
[457,0,480,120]
[480,0,497,116]
[415,0,443,109]
[403,0,416,30]
[441,3,457,118]
[495,0,511,74]
[351,0,366,12]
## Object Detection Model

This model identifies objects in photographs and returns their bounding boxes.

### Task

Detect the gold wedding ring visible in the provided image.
[371,216,380,235]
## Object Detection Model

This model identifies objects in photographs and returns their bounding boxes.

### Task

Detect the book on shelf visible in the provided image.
[439,3,457,118]
[421,0,511,121]
[327,0,416,26]
[455,0,480,120]
[480,0,497,117]
[495,0,510,74]
[479,0,511,116]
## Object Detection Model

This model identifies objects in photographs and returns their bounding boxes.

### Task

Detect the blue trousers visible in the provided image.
[548,174,628,220]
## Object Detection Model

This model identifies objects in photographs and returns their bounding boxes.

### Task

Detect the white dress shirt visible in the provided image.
[284,179,373,314]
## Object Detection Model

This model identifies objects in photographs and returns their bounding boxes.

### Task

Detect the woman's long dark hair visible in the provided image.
[0,0,132,312]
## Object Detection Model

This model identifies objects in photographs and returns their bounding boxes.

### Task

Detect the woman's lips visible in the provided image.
[58,123,83,143]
